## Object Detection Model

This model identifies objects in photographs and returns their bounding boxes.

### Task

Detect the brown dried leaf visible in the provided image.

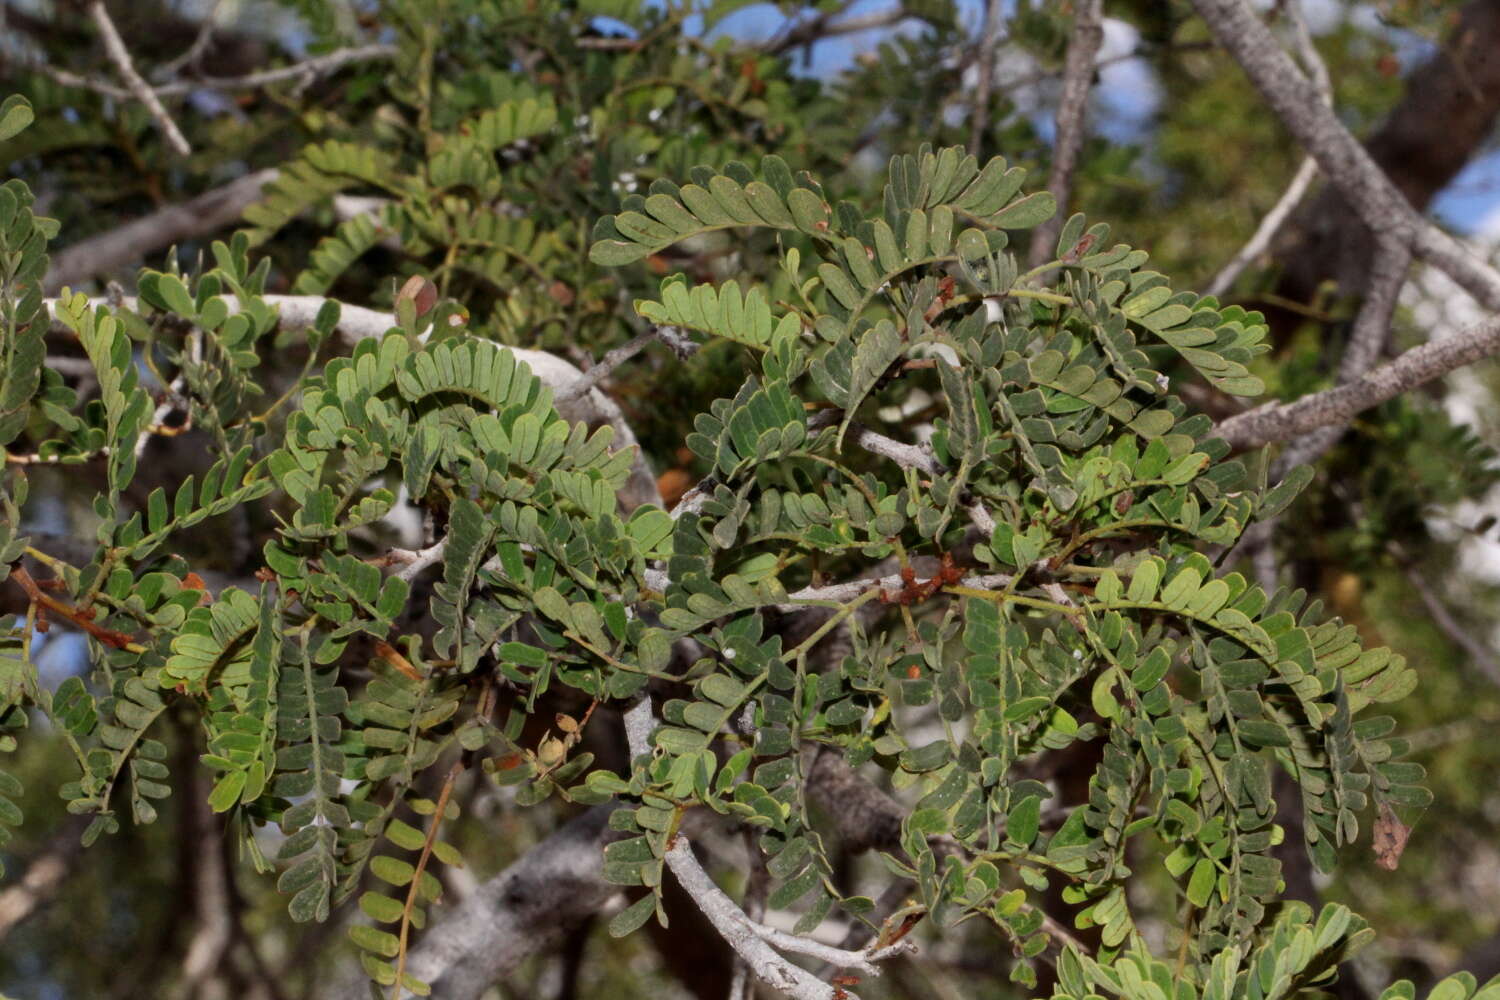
[1373,802,1411,871]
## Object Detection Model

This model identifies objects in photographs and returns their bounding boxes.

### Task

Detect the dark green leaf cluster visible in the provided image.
[580,145,1424,984]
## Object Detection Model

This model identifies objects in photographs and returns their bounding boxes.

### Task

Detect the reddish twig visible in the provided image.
[9,566,144,652]
[390,761,463,1000]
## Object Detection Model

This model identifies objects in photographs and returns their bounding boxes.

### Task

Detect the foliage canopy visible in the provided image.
[0,2,1495,999]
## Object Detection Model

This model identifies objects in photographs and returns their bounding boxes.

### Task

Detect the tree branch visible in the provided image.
[1272,0,1500,309]
[1272,237,1411,473]
[332,804,625,1000]
[554,326,696,404]
[45,293,661,512]
[1204,0,1328,299]
[968,0,1005,156]
[805,410,944,476]
[153,44,397,96]
[153,0,224,81]
[1189,0,1500,312]
[44,170,275,293]
[783,570,1010,609]
[765,5,911,56]
[0,816,88,942]
[623,698,907,1000]
[44,171,380,293]
[1398,555,1500,691]
[20,42,398,103]
[1028,0,1104,269]
[1213,306,1500,450]
[1206,157,1319,300]
[88,0,192,157]
[174,789,233,998]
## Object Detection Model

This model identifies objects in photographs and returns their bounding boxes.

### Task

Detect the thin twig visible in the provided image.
[1191,0,1500,312]
[9,567,144,651]
[1206,157,1319,299]
[765,4,910,56]
[808,410,945,476]
[158,44,398,96]
[1205,0,1329,298]
[622,698,909,1000]
[968,0,1005,155]
[1028,0,1104,269]
[1397,554,1500,690]
[1212,304,1500,450]
[391,541,448,583]
[43,357,95,378]
[31,43,399,102]
[23,61,131,100]
[89,1,192,157]
[574,35,645,51]
[1272,237,1411,473]
[783,570,1011,609]
[391,762,463,1000]
[555,327,690,404]
[154,0,223,80]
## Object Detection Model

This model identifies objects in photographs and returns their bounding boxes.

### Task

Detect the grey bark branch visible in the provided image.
[154,0,224,81]
[622,698,910,1000]
[0,817,87,942]
[1190,0,1500,312]
[332,804,625,1000]
[1205,157,1318,300]
[89,0,192,157]
[1273,0,1500,308]
[24,42,397,103]
[766,4,911,56]
[846,422,943,476]
[806,409,945,475]
[1027,0,1104,269]
[1205,0,1329,299]
[154,44,398,95]
[1191,0,1500,451]
[968,0,1005,156]
[554,326,695,404]
[1213,307,1500,450]
[783,570,1010,609]
[45,294,661,512]
[44,170,378,293]
[41,285,1500,516]
[326,630,990,997]
[1273,238,1411,474]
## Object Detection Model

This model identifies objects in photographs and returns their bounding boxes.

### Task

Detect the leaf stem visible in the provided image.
[390,759,463,1000]
[943,583,1074,615]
